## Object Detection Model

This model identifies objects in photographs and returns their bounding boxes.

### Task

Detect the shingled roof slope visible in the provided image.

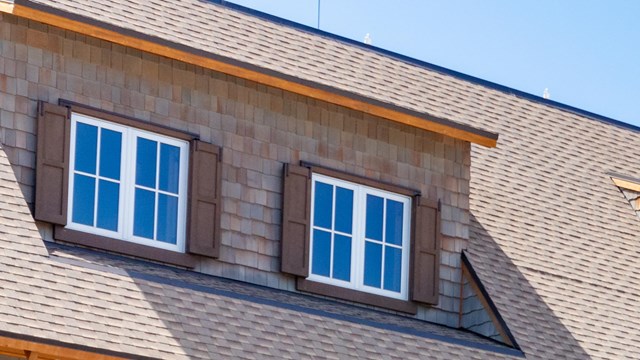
[467,89,640,358]
[3,0,638,357]
[0,145,520,359]
[15,0,501,141]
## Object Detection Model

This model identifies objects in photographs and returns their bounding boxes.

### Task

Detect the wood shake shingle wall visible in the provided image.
[1,0,639,358]
[0,140,519,359]
[6,0,497,147]
[0,11,518,357]
[0,12,470,326]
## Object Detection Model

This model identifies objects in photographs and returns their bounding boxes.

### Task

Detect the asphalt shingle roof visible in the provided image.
[0,144,518,358]
[18,0,499,141]
[467,91,640,359]
[1,0,639,358]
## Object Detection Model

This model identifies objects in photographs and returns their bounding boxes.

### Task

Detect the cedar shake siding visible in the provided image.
[0,141,521,359]
[0,13,470,325]
[460,276,501,342]
[2,1,639,358]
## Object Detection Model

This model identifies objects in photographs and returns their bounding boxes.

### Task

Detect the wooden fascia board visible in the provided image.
[3,2,498,147]
[0,2,13,13]
[0,335,126,360]
[611,176,640,193]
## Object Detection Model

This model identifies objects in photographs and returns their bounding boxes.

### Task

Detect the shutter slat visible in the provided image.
[281,163,311,277]
[187,140,222,258]
[411,197,441,305]
[35,102,70,224]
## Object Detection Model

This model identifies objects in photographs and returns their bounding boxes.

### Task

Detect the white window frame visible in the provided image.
[67,113,189,252]
[307,173,412,300]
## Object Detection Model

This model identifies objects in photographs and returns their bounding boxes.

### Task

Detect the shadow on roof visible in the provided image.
[466,213,589,359]
[45,241,524,358]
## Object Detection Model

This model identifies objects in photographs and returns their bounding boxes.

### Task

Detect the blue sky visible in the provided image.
[227,0,640,126]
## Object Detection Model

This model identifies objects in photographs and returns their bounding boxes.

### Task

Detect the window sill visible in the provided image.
[54,226,197,268]
[297,278,418,314]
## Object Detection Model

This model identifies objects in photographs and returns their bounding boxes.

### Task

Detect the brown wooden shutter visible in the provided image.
[187,140,222,258]
[35,101,70,225]
[410,197,441,305]
[281,163,311,277]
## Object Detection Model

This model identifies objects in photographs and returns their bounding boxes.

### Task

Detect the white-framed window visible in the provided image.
[308,173,412,300]
[67,112,189,252]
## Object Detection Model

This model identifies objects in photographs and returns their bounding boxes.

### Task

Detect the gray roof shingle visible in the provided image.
[2,0,639,358]
[0,144,519,358]
[17,0,499,143]
[467,89,640,359]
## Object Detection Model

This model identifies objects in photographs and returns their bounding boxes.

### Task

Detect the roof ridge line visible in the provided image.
[214,0,640,133]
[8,0,498,146]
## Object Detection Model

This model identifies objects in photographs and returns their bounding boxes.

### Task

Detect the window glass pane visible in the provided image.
[157,194,178,244]
[133,188,155,239]
[365,194,383,241]
[313,181,333,229]
[311,229,331,277]
[99,128,122,180]
[158,143,181,194]
[334,187,353,234]
[96,180,119,231]
[72,174,95,226]
[363,241,382,288]
[385,199,404,246]
[75,122,97,174]
[333,234,351,281]
[383,246,402,292]
[135,137,157,188]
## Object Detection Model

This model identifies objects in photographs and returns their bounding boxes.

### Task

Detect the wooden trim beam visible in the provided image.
[0,2,14,13]
[611,177,640,193]
[3,2,498,147]
[0,336,125,360]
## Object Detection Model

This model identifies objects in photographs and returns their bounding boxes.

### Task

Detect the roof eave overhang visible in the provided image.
[610,173,640,192]
[0,331,146,360]
[2,0,498,147]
